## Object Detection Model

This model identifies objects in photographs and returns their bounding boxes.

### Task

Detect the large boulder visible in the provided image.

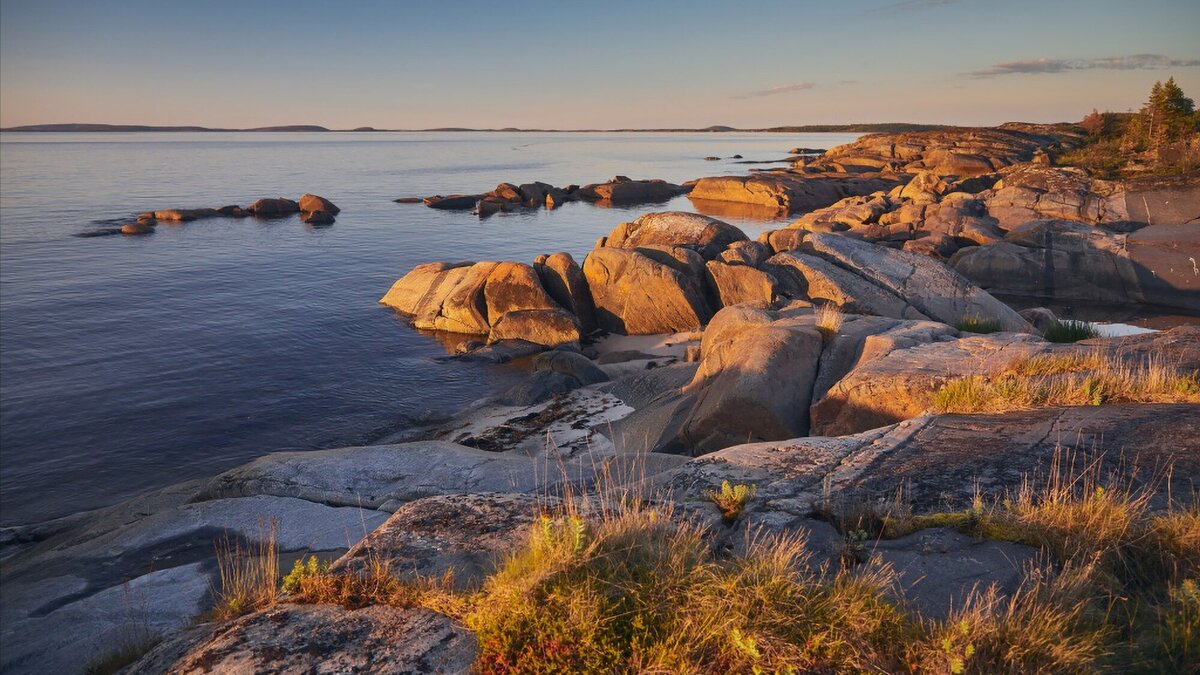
[534,252,597,333]
[582,247,712,334]
[818,127,1060,177]
[704,261,779,307]
[601,211,748,260]
[379,261,496,334]
[483,261,559,319]
[951,220,1200,311]
[606,306,823,455]
[487,308,581,347]
[803,233,1031,331]
[811,332,1050,436]
[764,252,929,320]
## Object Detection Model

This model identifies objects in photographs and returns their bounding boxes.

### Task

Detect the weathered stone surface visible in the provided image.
[819,127,1060,177]
[197,441,553,510]
[332,493,541,587]
[149,605,476,674]
[487,308,581,347]
[483,261,558,319]
[687,172,903,214]
[492,370,581,406]
[607,306,823,455]
[601,211,748,260]
[982,165,1128,228]
[246,198,300,218]
[811,332,1046,436]
[583,247,712,334]
[811,317,957,403]
[717,240,772,267]
[298,193,340,215]
[947,220,1200,309]
[764,251,929,320]
[534,252,597,333]
[379,262,492,334]
[803,233,1031,331]
[705,261,779,307]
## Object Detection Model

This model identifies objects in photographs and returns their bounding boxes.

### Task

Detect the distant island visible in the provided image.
[0,122,952,133]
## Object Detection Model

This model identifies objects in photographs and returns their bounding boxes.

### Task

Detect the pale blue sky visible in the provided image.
[2,0,1198,128]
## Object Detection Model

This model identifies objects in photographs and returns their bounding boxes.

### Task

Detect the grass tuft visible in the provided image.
[210,518,280,621]
[955,315,1003,334]
[815,303,844,341]
[1043,319,1101,343]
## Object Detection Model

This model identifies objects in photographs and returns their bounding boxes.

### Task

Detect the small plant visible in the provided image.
[1160,578,1200,670]
[706,480,757,523]
[210,518,280,621]
[281,555,329,595]
[815,303,844,340]
[841,528,872,567]
[1042,319,1100,343]
[954,315,1003,334]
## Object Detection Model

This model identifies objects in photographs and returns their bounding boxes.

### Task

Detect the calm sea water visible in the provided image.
[0,131,858,525]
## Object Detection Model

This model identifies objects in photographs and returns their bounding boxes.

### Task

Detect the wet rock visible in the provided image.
[153,208,220,221]
[298,193,340,215]
[393,197,423,204]
[216,204,250,217]
[576,177,689,205]
[246,198,300,218]
[120,221,156,235]
[424,194,480,210]
[302,210,335,225]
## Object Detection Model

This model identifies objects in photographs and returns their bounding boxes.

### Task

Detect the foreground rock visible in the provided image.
[583,247,712,334]
[135,605,475,675]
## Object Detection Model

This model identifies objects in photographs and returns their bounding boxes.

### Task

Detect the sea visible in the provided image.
[0,130,860,526]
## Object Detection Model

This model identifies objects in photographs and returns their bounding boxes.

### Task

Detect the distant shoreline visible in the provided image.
[0,122,948,134]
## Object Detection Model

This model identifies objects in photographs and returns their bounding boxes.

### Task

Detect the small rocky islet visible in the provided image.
[5,124,1199,673]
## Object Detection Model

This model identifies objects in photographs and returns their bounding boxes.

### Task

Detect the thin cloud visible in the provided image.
[969,54,1200,78]
[733,82,818,100]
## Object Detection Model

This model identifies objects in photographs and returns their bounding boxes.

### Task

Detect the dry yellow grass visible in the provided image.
[934,350,1200,414]
[210,518,280,621]
[815,302,844,339]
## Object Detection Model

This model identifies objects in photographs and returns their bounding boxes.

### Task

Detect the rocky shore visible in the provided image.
[3,125,1198,673]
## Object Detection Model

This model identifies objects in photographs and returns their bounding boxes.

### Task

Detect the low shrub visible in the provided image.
[706,480,756,523]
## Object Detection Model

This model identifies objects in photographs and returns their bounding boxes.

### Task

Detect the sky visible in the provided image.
[2,0,1199,129]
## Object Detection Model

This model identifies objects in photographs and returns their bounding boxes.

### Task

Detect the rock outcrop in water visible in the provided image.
[415,176,692,216]
[86,194,342,237]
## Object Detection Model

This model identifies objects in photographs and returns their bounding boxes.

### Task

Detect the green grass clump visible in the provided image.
[209,518,280,621]
[1043,320,1101,343]
[955,315,1003,334]
[706,480,757,523]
